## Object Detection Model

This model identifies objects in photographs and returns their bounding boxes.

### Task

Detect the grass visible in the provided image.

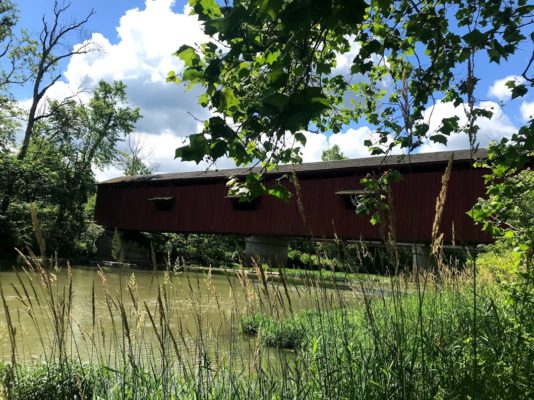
[241,278,534,398]
[0,249,532,399]
[278,266,391,283]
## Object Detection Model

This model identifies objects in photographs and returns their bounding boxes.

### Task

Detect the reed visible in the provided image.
[0,242,532,399]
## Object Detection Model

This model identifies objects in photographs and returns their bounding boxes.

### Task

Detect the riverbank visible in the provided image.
[0,256,392,290]
[1,271,532,399]
[1,251,532,399]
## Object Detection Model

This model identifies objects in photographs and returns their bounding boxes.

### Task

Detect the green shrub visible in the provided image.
[241,313,269,335]
[477,244,521,283]
[5,362,94,400]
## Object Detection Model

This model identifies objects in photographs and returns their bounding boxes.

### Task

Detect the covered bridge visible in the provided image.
[94,149,490,265]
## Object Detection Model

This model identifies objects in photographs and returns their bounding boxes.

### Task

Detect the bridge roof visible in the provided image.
[100,148,486,185]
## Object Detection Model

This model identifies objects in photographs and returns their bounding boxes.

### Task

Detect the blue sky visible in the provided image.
[10,0,534,180]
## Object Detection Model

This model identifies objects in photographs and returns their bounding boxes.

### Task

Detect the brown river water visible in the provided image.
[0,266,360,367]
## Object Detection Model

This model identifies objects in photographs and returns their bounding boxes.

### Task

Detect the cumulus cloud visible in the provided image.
[298,127,386,162]
[418,100,517,152]
[95,129,238,182]
[22,0,523,183]
[25,0,214,181]
[520,101,534,122]
[488,75,526,101]
[332,38,362,77]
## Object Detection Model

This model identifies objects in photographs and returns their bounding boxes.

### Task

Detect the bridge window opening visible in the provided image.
[335,189,367,210]
[227,195,260,211]
[148,196,175,211]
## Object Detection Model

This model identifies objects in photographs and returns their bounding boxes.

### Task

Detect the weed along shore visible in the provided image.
[0,253,532,399]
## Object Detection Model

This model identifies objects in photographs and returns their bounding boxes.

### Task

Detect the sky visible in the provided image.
[10,0,534,181]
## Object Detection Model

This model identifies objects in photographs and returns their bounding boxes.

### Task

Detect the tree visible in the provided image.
[0,0,19,151]
[0,1,95,217]
[170,0,532,200]
[0,0,17,79]
[116,134,156,176]
[470,120,534,268]
[321,144,347,161]
[0,81,140,255]
[0,0,16,39]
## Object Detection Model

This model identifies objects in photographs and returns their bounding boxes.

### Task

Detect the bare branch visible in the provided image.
[0,38,11,58]
[43,41,95,71]
[37,74,62,101]
[521,51,534,83]
[14,1,96,164]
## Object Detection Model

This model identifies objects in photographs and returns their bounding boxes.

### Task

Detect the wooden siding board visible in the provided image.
[94,165,491,244]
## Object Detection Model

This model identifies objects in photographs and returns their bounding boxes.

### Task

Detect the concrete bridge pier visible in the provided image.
[412,244,430,270]
[245,235,289,267]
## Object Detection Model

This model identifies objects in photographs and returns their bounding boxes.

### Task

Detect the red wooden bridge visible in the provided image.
[94,149,490,265]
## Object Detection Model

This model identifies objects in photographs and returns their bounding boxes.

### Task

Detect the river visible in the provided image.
[0,265,359,367]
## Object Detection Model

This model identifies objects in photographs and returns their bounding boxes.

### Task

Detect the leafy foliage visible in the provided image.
[470,118,534,267]
[321,144,347,161]
[170,0,533,201]
[1,362,94,400]
[0,81,140,256]
[148,232,244,267]
[0,0,16,45]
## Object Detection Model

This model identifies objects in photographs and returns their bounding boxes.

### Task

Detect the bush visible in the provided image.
[477,244,522,283]
[241,313,269,335]
[2,362,94,400]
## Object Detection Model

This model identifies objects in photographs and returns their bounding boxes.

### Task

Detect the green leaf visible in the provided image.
[511,83,528,99]
[190,0,222,21]
[221,88,239,110]
[208,117,234,139]
[210,140,227,159]
[175,134,209,163]
[430,134,448,145]
[259,0,284,20]
[265,50,281,65]
[463,29,487,47]
[182,67,204,82]
[204,59,221,81]
[439,116,459,135]
[295,132,307,145]
[336,0,367,25]
[166,71,179,83]
[267,184,291,202]
[262,93,289,112]
[174,45,201,67]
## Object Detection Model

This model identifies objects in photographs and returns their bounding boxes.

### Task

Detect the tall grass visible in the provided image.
[0,245,532,399]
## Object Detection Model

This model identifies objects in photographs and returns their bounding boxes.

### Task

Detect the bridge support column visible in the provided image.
[245,235,288,267]
[412,244,430,270]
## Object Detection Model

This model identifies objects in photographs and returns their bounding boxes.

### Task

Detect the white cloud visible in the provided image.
[418,100,517,152]
[22,0,214,181]
[297,127,382,162]
[299,132,329,162]
[329,127,375,158]
[520,101,534,122]
[96,129,238,182]
[332,38,362,77]
[488,75,526,101]
[22,1,524,183]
